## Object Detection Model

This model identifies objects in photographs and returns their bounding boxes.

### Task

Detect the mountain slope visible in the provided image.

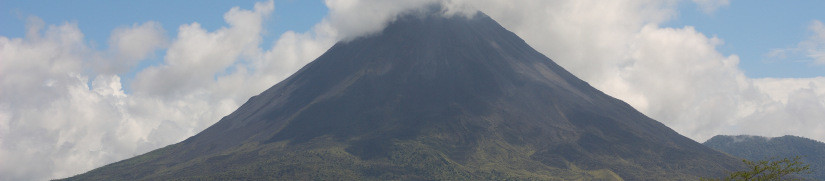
[65,8,742,180]
[704,135,825,180]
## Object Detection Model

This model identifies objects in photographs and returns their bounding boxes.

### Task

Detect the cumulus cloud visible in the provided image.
[744,78,825,136]
[616,25,759,138]
[95,21,167,74]
[0,18,168,180]
[3,0,825,180]
[0,0,336,179]
[131,0,274,98]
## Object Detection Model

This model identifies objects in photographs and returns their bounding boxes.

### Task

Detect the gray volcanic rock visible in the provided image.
[65,7,743,180]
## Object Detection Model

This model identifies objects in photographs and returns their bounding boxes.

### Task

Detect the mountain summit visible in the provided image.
[66,8,742,180]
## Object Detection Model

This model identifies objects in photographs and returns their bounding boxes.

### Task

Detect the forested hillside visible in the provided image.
[704,135,825,180]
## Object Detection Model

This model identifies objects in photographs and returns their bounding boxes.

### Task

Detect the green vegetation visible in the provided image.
[704,156,811,181]
[63,136,624,180]
[704,135,825,180]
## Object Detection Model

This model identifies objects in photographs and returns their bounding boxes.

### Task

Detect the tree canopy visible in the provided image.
[705,156,812,181]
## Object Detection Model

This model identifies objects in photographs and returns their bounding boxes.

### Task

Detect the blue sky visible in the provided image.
[2,0,823,80]
[0,0,328,93]
[666,1,825,78]
[0,0,326,47]
[2,1,825,180]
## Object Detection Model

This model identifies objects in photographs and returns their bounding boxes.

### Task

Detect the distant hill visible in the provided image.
[704,135,825,180]
[63,5,743,180]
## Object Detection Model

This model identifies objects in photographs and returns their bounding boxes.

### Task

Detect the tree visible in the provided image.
[704,156,812,181]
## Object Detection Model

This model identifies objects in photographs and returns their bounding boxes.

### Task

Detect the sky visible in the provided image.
[0,0,824,180]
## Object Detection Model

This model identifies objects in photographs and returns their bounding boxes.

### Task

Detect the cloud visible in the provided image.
[0,0,327,179]
[131,0,274,98]
[744,78,825,137]
[323,0,440,40]
[616,25,759,138]
[753,77,825,104]
[802,20,825,64]
[95,21,167,74]
[767,20,825,65]
[0,17,87,110]
[109,22,167,62]
[0,17,165,180]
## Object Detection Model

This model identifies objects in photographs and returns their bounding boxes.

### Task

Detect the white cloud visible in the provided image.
[3,0,825,180]
[96,21,167,74]
[802,20,825,64]
[0,18,168,180]
[767,20,825,65]
[738,79,825,138]
[753,77,825,104]
[0,0,329,180]
[110,22,166,62]
[131,0,274,98]
[323,0,440,41]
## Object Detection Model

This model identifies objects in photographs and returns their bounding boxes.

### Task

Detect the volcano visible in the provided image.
[65,8,743,180]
